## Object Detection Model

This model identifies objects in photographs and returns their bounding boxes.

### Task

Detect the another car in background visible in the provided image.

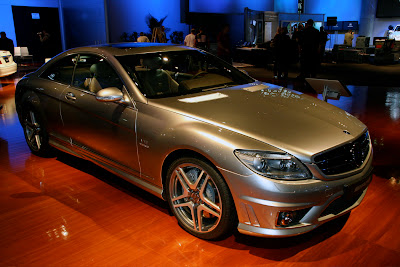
[389,25,400,41]
[0,50,17,77]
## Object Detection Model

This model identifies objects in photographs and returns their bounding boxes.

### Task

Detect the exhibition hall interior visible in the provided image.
[1,0,400,266]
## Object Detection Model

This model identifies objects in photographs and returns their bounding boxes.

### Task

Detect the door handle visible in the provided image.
[65,92,76,101]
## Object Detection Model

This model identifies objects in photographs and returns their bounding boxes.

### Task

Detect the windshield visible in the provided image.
[117,50,254,99]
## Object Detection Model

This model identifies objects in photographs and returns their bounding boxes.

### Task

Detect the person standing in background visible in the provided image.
[38,29,52,60]
[137,32,150,42]
[298,19,320,78]
[292,23,304,43]
[0,32,14,57]
[384,25,394,38]
[344,29,354,47]
[184,29,197,48]
[319,26,328,62]
[196,28,209,51]
[217,24,232,64]
[273,27,291,79]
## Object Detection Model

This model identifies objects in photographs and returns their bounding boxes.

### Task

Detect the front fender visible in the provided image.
[15,86,43,124]
[136,102,282,187]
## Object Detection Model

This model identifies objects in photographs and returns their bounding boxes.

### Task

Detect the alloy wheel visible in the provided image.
[169,163,222,233]
[24,110,42,151]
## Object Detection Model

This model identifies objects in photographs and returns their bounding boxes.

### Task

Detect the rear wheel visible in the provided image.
[166,157,237,240]
[22,106,52,157]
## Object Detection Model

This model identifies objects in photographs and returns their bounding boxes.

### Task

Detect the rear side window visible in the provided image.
[40,55,77,85]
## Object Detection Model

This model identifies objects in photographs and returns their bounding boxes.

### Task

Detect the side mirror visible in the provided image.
[96,87,123,102]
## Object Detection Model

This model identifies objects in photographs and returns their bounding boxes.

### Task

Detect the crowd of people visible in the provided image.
[184,27,211,51]
[272,19,329,79]
[183,25,233,64]
[181,20,331,79]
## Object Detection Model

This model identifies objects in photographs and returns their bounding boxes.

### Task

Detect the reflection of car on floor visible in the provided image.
[0,50,17,77]
[15,43,373,240]
[389,25,400,41]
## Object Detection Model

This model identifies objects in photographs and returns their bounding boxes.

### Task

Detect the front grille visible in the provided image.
[314,132,370,176]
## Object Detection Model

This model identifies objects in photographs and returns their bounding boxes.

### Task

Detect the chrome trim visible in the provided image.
[241,195,313,208]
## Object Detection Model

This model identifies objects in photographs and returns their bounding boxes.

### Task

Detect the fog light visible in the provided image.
[277,211,295,227]
[276,208,311,227]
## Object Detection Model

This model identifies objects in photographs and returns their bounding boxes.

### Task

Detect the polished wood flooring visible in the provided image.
[1,71,400,266]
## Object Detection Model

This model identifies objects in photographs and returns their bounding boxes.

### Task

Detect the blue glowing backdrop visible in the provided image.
[107,0,187,43]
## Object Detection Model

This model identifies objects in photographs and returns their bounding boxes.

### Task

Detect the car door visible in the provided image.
[59,53,140,175]
[35,54,78,139]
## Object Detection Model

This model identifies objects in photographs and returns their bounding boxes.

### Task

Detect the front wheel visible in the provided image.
[22,105,52,157]
[166,157,237,240]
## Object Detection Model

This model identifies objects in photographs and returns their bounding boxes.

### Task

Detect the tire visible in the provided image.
[166,157,237,240]
[22,105,52,157]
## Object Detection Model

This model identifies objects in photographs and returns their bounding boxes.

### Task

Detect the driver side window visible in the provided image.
[72,54,123,94]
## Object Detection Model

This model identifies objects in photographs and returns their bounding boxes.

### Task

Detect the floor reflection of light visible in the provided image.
[0,110,30,173]
[385,91,400,121]
[46,224,69,241]
[0,98,18,123]
[389,177,400,190]
[61,225,69,237]
[373,137,385,148]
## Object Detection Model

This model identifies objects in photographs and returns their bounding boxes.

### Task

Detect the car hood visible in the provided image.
[149,83,366,161]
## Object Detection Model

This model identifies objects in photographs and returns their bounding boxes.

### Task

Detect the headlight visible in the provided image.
[234,150,311,180]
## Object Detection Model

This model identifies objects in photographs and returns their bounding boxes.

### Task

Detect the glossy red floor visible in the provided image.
[1,71,400,266]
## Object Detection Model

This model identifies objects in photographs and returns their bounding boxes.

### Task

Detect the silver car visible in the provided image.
[15,43,373,240]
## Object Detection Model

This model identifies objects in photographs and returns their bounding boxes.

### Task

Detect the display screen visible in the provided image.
[343,21,359,31]
[31,13,40,19]
[324,21,343,31]
[377,0,400,17]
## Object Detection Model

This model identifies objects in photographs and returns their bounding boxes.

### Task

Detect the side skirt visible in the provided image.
[48,136,165,200]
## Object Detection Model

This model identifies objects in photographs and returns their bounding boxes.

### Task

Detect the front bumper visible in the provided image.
[218,152,373,238]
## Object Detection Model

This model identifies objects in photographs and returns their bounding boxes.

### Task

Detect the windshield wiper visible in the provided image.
[202,83,234,91]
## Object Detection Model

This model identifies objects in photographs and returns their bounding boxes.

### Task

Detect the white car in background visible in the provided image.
[389,25,400,41]
[0,50,17,77]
